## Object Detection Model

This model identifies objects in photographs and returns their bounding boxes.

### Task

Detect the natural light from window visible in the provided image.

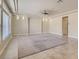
[3,11,10,40]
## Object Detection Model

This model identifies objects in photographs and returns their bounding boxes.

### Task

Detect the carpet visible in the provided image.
[17,33,66,58]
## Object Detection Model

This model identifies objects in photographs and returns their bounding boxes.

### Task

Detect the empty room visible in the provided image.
[0,0,78,59]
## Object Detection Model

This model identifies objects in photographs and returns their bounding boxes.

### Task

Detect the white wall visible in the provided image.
[12,17,42,35]
[49,11,78,38]
[30,18,41,34]
[12,16,28,35]
[68,12,78,38]
[12,10,78,38]
[49,17,62,35]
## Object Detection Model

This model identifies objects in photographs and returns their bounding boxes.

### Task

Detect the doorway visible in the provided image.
[62,16,68,36]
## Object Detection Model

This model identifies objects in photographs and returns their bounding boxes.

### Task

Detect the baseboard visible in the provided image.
[49,32,62,36]
[49,32,78,39]
[12,33,78,39]
[29,33,42,35]
[12,33,42,36]
[68,35,78,39]
[12,34,28,36]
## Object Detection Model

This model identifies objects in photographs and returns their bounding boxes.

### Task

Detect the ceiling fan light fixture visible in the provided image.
[22,16,25,20]
[41,10,49,22]
[16,15,19,20]
[57,0,63,4]
[42,10,49,15]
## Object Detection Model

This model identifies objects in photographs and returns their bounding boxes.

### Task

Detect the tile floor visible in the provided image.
[0,35,78,59]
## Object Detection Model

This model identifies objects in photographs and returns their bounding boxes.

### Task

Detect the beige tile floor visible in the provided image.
[21,37,78,59]
[0,36,78,59]
[0,39,18,59]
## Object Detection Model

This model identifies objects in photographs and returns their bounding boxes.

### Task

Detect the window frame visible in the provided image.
[1,6,10,44]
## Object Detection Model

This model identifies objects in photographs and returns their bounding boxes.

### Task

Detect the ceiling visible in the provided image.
[8,0,78,18]
[4,0,17,13]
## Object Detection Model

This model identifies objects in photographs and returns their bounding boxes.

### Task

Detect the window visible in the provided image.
[2,11,10,40]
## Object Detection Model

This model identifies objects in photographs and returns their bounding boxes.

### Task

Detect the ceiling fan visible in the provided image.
[41,10,49,15]
[57,0,63,3]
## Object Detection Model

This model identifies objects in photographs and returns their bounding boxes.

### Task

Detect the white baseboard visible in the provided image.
[29,33,42,35]
[12,33,78,39]
[12,34,28,36]
[49,32,78,39]
[68,35,78,39]
[12,33,42,36]
[49,32,62,36]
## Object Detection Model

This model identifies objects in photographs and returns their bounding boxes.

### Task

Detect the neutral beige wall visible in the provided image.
[42,19,49,33]
[12,17,42,35]
[30,18,41,34]
[49,11,78,38]
[12,16,28,35]
[49,17,62,35]
[12,10,78,38]
[68,12,78,38]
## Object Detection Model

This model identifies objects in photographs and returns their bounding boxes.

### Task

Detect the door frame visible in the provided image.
[62,16,68,36]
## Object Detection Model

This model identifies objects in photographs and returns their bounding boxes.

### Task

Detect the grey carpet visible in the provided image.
[17,33,66,58]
